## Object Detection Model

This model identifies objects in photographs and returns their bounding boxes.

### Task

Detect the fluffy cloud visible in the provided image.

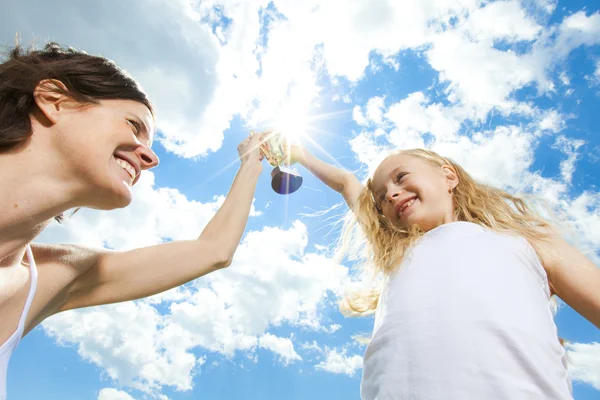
[315,348,363,376]
[552,136,585,184]
[97,388,136,400]
[258,333,302,365]
[588,61,600,89]
[566,342,600,390]
[44,301,197,395]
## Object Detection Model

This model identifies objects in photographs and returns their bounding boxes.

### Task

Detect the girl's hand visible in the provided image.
[284,142,307,166]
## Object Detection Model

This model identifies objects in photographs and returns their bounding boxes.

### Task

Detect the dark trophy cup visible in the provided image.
[255,131,303,195]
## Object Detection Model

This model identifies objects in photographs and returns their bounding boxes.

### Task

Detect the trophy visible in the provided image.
[254,130,303,194]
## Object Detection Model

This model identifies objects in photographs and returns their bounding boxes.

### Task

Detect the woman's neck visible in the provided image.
[0,145,82,266]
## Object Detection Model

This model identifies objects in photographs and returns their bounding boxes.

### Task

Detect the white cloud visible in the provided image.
[461,0,542,44]
[385,92,464,142]
[315,348,363,376]
[564,192,600,252]
[424,8,600,120]
[538,109,566,133]
[553,11,600,59]
[258,333,302,365]
[559,71,570,86]
[566,342,600,390]
[587,61,600,89]
[552,136,585,184]
[201,222,350,334]
[532,0,557,14]
[353,105,368,126]
[44,301,198,396]
[302,341,323,353]
[97,388,136,400]
[365,97,386,125]
[427,29,539,117]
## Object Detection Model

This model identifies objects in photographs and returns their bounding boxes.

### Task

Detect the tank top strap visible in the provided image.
[18,246,38,332]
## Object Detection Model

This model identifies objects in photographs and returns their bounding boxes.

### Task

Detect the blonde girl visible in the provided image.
[289,145,599,399]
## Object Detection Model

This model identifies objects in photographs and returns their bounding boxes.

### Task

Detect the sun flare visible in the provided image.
[272,107,310,142]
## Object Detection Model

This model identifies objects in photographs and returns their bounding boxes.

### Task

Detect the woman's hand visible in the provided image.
[238,134,264,168]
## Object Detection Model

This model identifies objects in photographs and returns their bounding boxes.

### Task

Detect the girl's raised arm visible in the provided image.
[541,231,600,329]
[288,144,363,211]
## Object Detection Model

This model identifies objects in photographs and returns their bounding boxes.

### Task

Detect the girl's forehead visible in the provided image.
[371,154,413,188]
[374,154,416,177]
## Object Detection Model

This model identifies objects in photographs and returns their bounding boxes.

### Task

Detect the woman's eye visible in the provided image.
[127,119,141,134]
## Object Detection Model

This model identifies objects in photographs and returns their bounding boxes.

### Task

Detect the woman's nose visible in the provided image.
[137,146,160,170]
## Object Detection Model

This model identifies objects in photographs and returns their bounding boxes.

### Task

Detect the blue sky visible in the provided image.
[3,0,600,399]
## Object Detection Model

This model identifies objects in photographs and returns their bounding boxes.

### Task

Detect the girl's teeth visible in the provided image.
[399,199,415,216]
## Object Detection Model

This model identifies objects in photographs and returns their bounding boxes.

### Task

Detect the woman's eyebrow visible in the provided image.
[127,113,153,145]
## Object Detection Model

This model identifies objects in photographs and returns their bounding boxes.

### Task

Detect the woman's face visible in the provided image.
[50,98,159,209]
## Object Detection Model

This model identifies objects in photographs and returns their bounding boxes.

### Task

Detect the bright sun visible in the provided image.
[272,107,310,142]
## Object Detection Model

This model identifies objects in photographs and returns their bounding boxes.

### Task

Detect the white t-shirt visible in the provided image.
[361,222,572,400]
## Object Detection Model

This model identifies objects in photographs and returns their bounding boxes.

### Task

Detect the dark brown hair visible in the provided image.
[1,41,153,221]
[1,41,152,152]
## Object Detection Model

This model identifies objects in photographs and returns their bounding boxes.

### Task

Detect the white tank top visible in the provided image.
[0,246,38,400]
[361,222,572,400]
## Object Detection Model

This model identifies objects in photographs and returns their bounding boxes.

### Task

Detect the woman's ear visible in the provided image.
[441,165,459,192]
[33,79,70,125]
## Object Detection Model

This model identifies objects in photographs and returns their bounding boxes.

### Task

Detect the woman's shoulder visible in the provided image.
[30,243,105,271]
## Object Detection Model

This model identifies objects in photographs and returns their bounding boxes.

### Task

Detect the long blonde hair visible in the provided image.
[338,149,554,316]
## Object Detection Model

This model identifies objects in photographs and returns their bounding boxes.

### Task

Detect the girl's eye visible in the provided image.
[396,172,407,183]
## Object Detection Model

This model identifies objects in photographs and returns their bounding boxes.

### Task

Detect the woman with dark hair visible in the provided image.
[0,42,264,399]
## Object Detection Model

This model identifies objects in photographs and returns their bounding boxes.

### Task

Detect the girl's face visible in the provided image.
[43,97,159,209]
[370,154,458,232]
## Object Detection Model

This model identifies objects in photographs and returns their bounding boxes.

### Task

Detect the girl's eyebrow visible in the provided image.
[388,166,401,178]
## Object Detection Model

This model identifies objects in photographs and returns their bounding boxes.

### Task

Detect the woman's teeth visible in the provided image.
[398,198,416,216]
[116,158,136,181]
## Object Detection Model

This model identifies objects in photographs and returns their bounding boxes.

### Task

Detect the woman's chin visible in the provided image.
[92,182,133,210]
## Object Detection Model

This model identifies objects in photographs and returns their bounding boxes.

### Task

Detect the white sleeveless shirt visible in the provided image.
[0,246,38,400]
[361,222,572,400]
